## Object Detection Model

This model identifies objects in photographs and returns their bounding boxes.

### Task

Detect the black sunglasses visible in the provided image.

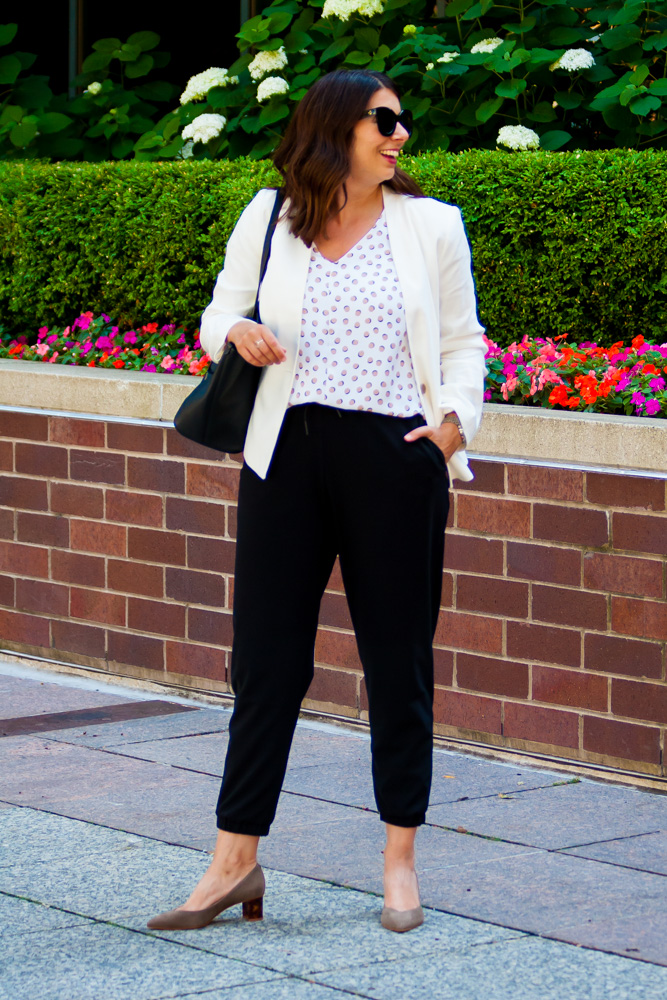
[361,106,413,137]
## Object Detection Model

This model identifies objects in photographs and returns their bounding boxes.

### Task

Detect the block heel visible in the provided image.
[242,896,263,921]
[147,863,266,931]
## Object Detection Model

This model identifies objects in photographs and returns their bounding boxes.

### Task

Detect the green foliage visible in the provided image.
[1,151,665,346]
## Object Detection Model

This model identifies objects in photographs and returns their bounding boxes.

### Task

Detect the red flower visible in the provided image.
[631,335,645,349]
[113,360,125,368]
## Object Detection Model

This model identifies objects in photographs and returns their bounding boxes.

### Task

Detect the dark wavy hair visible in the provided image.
[272,69,424,247]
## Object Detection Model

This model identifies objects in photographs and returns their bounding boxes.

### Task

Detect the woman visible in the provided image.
[149,69,486,934]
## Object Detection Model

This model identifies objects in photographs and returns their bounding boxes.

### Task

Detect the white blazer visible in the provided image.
[200,186,487,483]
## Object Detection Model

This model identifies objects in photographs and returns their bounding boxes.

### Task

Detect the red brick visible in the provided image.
[188,607,233,646]
[166,567,224,606]
[584,633,662,679]
[49,416,105,448]
[107,630,164,671]
[533,504,609,548]
[16,578,69,617]
[457,653,528,698]
[71,588,126,626]
[0,573,14,605]
[127,598,186,637]
[15,442,68,479]
[0,440,13,471]
[458,460,505,494]
[532,584,608,631]
[128,527,186,566]
[70,449,125,485]
[0,540,48,579]
[507,541,581,587]
[187,535,236,573]
[611,596,667,642]
[105,490,163,527]
[17,512,69,548]
[583,552,663,599]
[128,457,184,494]
[434,647,454,686]
[51,550,104,588]
[503,702,579,749]
[441,572,454,608]
[457,494,530,537]
[51,619,106,657]
[444,534,503,575]
[315,628,362,671]
[583,715,660,765]
[166,640,227,682]
[586,473,665,511]
[166,497,225,536]
[107,423,164,454]
[107,559,164,598]
[70,519,126,557]
[319,592,353,630]
[0,411,47,440]
[166,427,227,461]
[0,608,49,647]
[433,688,502,734]
[227,504,238,539]
[0,508,13,539]
[50,482,104,519]
[611,678,667,725]
[533,665,607,712]
[456,575,528,618]
[446,497,455,529]
[0,475,48,511]
[306,666,356,708]
[187,463,240,500]
[508,465,583,502]
[325,558,344,593]
[435,610,503,654]
[507,621,581,668]
[612,512,667,557]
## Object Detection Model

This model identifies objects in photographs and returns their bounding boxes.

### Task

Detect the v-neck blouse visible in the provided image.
[287,210,424,418]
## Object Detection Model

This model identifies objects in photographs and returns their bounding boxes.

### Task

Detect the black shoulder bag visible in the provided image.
[174,188,285,454]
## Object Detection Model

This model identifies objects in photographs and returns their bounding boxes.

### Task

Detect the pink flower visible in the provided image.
[649,376,665,391]
[48,351,59,363]
[483,389,492,401]
[37,327,48,340]
[123,331,138,345]
[46,334,58,344]
[95,336,113,350]
[141,364,157,372]
[644,399,661,416]
[501,376,518,401]
[160,356,176,371]
[35,343,50,357]
[73,312,93,331]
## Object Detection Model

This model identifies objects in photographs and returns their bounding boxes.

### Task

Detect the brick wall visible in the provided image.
[0,409,665,776]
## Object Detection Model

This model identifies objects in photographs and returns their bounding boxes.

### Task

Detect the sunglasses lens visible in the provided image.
[375,108,396,136]
[400,110,413,136]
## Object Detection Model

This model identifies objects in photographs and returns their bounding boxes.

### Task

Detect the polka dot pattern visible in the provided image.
[288,210,424,417]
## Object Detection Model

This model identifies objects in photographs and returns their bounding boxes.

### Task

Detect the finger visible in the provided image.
[237,341,266,366]
[403,426,433,442]
[259,331,287,363]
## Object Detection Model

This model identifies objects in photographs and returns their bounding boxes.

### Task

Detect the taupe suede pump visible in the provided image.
[381,904,424,933]
[147,864,265,931]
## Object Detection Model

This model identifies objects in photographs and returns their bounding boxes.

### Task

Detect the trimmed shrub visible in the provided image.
[1,150,665,347]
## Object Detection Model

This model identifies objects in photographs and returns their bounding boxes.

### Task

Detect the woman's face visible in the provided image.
[348,86,410,189]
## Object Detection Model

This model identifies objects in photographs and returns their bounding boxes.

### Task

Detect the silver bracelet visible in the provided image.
[441,412,466,448]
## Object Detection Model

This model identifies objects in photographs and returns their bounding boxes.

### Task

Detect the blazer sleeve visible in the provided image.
[199,188,276,363]
[436,206,487,448]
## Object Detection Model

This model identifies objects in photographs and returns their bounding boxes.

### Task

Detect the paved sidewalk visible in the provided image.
[1,660,666,1000]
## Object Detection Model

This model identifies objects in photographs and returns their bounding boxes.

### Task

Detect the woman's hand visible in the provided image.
[403,417,463,463]
[227,320,287,367]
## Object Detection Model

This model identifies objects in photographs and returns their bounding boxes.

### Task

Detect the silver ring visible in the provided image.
[255,339,263,347]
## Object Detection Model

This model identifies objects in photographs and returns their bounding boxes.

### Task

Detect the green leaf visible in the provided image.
[527,48,561,67]
[539,130,571,149]
[601,24,641,50]
[495,78,527,98]
[285,30,312,52]
[13,76,52,108]
[38,112,73,134]
[553,90,581,110]
[345,50,372,66]
[117,44,142,62]
[501,17,537,34]
[355,27,379,52]
[92,37,122,53]
[125,54,154,78]
[112,136,135,158]
[445,0,474,15]
[475,96,503,123]
[134,132,163,151]
[461,0,494,21]
[127,31,160,51]
[629,93,661,116]
[609,2,643,26]
[135,81,176,102]
[320,37,353,62]
[268,11,293,32]
[630,64,650,86]
[258,102,290,127]
[620,84,644,107]
[549,28,584,45]
[643,31,667,53]
[0,104,22,125]
[0,54,21,84]
[82,51,112,73]
[9,120,37,147]
[526,101,557,122]
[0,23,18,47]
[649,79,667,96]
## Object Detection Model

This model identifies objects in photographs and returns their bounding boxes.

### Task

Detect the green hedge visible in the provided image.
[1,151,666,347]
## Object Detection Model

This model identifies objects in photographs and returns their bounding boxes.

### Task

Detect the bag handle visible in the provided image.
[252,187,286,324]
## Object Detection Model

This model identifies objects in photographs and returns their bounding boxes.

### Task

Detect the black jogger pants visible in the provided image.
[216,402,450,836]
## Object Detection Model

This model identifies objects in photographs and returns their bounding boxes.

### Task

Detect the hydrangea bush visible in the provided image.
[135,0,667,160]
[2,313,665,419]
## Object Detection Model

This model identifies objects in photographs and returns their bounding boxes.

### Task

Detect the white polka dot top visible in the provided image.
[287,209,425,418]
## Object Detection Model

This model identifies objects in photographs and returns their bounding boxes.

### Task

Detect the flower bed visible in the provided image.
[2,313,666,419]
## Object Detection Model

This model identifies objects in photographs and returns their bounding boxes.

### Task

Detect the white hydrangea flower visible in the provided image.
[180,68,237,105]
[180,140,194,159]
[257,76,290,103]
[403,24,417,36]
[497,125,540,151]
[471,37,503,54]
[85,81,102,95]
[248,47,288,81]
[322,0,384,21]
[181,113,227,144]
[426,52,459,71]
[550,48,595,72]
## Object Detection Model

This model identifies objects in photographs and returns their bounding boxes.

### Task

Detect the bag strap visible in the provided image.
[252,188,285,323]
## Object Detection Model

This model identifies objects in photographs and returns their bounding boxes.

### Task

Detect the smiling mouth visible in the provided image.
[380,149,400,163]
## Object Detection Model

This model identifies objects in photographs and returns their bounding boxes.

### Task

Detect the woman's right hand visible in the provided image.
[227,320,287,367]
